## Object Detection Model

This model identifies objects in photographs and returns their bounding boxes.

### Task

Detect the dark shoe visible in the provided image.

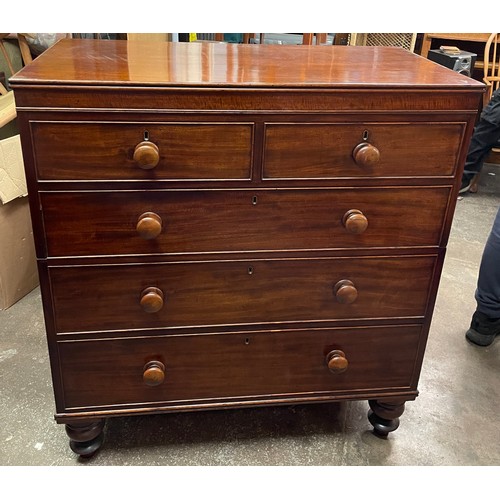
[465,311,500,346]
[459,175,475,194]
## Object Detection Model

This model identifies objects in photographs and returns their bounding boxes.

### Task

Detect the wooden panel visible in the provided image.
[58,326,422,409]
[264,122,464,178]
[40,188,450,257]
[14,88,484,112]
[31,121,253,180]
[49,256,436,333]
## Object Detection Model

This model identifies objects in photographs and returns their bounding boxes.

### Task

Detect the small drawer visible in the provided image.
[31,121,253,180]
[263,122,465,179]
[58,326,421,410]
[49,256,436,333]
[40,187,450,257]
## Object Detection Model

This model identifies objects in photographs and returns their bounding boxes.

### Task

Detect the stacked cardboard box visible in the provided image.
[0,90,38,309]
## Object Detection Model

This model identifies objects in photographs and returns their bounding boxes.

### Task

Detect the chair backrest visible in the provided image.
[483,33,500,106]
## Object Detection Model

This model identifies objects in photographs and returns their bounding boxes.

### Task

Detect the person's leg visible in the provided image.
[461,89,500,193]
[466,205,500,345]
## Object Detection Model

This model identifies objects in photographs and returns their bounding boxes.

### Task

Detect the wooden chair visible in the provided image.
[469,33,500,193]
[482,33,500,105]
[0,34,33,72]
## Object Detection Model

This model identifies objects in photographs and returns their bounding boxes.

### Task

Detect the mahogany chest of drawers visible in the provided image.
[11,39,483,457]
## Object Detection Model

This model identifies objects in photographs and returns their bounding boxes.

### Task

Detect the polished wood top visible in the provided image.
[11,39,484,89]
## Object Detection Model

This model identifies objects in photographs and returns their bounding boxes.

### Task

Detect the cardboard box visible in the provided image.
[0,133,26,202]
[0,196,38,309]
[0,112,39,309]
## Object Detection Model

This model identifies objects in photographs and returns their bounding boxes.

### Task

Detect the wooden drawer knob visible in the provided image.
[352,142,380,167]
[136,212,162,240]
[326,350,348,374]
[334,279,358,304]
[143,360,165,386]
[140,287,164,313]
[133,140,160,170]
[342,209,368,234]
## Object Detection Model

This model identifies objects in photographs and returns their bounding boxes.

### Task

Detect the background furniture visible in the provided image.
[0,34,32,78]
[0,82,15,126]
[482,33,500,105]
[213,33,331,45]
[11,40,483,457]
[420,34,491,78]
[127,33,171,42]
[420,33,490,58]
[350,33,417,52]
[468,33,500,193]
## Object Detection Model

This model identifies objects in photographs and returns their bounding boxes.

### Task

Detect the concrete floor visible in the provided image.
[1,165,499,466]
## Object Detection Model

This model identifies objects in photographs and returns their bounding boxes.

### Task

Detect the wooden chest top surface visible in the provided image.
[11,39,485,89]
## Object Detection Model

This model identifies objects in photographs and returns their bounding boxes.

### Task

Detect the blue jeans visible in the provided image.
[475,206,500,318]
[463,89,500,181]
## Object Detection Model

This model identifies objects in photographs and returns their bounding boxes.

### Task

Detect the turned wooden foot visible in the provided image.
[368,399,406,438]
[65,419,106,458]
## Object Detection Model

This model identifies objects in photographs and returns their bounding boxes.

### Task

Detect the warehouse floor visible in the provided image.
[1,165,499,467]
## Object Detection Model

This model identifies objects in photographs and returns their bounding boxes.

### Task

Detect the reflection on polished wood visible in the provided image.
[13,38,483,88]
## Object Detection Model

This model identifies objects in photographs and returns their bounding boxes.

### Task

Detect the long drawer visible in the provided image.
[40,188,450,257]
[264,122,465,178]
[31,121,253,180]
[58,326,422,410]
[49,256,436,333]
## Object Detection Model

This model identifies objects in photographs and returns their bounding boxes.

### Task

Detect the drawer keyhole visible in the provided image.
[252,196,258,205]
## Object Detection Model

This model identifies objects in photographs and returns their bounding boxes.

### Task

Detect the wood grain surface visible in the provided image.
[32,121,253,180]
[40,188,450,257]
[58,326,422,409]
[49,256,436,333]
[264,122,464,178]
[11,39,484,89]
